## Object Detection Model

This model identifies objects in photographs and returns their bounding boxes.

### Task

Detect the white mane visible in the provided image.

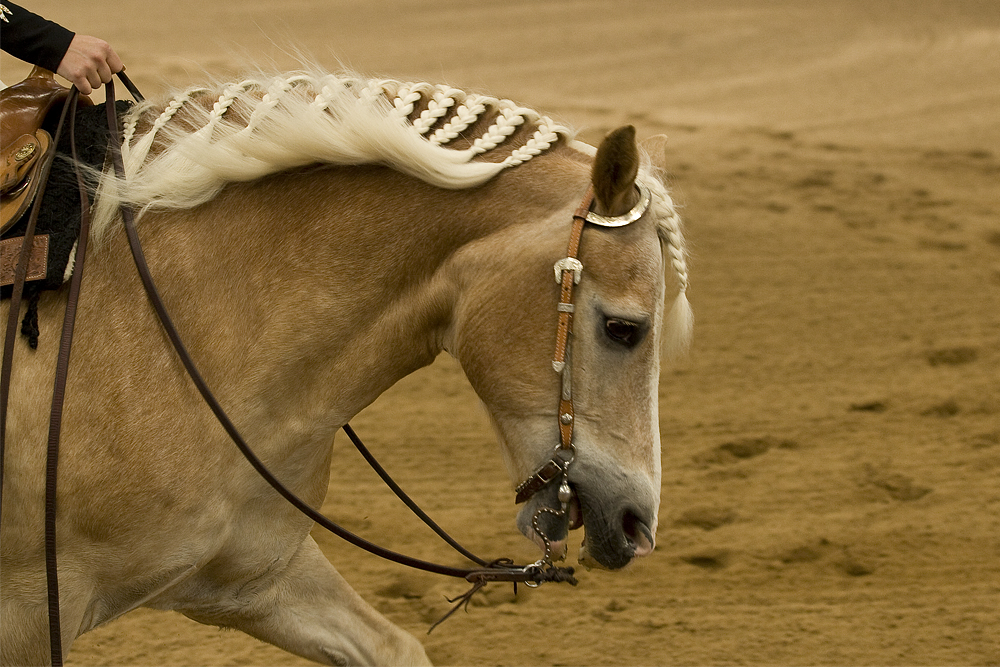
[90,71,579,245]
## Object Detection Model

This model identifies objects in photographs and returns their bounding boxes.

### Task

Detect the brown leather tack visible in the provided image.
[1,234,49,286]
[1,66,91,234]
[1,130,52,233]
[515,459,565,504]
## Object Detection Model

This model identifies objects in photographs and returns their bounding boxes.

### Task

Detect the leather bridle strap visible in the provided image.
[513,187,592,505]
[42,89,91,667]
[341,423,487,566]
[555,190,590,448]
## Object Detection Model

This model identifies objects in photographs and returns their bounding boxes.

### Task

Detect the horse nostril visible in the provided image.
[622,508,654,557]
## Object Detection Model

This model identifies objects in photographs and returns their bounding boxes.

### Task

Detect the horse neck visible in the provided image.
[97,159,583,431]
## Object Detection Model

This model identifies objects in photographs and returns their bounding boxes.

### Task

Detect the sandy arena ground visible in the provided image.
[3,1,999,665]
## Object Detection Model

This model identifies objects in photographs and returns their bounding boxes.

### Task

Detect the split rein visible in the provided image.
[1,72,592,665]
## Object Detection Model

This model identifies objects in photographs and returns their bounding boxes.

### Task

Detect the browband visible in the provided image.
[583,183,651,227]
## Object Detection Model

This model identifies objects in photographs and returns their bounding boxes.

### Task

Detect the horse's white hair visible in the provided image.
[90,71,576,244]
[91,69,691,354]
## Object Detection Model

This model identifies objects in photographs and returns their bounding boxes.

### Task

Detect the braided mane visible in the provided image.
[90,71,578,244]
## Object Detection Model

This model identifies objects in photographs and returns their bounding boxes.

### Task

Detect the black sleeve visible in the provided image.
[0,2,75,72]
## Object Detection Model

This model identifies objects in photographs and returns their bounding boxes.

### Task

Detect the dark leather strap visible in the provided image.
[0,88,76,539]
[45,86,94,666]
[514,448,574,504]
[342,424,487,567]
[115,70,144,103]
[43,90,93,667]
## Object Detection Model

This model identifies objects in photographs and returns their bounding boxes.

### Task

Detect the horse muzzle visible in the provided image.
[574,484,656,570]
[516,475,656,571]
[576,495,655,570]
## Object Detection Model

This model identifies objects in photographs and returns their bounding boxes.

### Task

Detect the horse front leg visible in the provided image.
[177,535,431,667]
[1,595,54,667]
[0,574,91,667]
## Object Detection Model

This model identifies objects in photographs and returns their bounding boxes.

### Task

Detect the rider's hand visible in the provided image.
[56,34,124,95]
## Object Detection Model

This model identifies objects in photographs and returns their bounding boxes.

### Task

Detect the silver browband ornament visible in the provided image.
[583,183,651,227]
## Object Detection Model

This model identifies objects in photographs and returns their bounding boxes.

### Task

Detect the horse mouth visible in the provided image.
[578,512,655,570]
[519,483,655,569]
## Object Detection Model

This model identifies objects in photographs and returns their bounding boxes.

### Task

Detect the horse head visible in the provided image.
[447,125,691,570]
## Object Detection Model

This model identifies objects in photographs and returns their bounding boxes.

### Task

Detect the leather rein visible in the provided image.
[0,72,651,664]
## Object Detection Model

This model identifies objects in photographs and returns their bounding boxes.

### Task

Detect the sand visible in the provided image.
[2,0,998,665]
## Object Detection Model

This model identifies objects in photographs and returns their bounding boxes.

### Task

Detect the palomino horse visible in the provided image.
[1,71,692,665]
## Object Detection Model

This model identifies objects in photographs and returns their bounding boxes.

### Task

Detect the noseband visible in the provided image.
[514,182,652,565]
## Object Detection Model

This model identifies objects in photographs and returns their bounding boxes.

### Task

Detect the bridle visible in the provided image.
[514,182,652,563]
[0,73,652,664]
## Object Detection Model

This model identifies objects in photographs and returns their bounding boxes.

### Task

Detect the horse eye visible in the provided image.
[604,318,642,347]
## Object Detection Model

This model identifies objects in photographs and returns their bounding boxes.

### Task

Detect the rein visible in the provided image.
[0,87,90,667]
[1,72,650,664]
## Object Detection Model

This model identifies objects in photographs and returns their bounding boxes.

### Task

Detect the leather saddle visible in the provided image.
[1,67,91,286]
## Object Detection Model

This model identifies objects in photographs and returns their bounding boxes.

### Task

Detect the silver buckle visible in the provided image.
[553,257,583,284]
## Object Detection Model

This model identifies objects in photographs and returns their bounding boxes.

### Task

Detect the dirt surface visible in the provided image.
[4,1,999,665]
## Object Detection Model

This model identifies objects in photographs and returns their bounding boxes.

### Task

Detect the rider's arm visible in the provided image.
[1,3,123,94]
[0,2,75,73]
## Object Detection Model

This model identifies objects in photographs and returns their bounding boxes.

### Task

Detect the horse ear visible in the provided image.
[640,134,670,174]
[591,125,639,216]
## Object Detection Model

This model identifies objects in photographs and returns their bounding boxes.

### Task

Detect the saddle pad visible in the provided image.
[1,100,133,300]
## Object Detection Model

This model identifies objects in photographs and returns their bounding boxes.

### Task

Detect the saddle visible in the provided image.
[1,67,91,286]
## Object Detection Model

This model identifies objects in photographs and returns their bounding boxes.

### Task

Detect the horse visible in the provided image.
[0,70,692,666]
